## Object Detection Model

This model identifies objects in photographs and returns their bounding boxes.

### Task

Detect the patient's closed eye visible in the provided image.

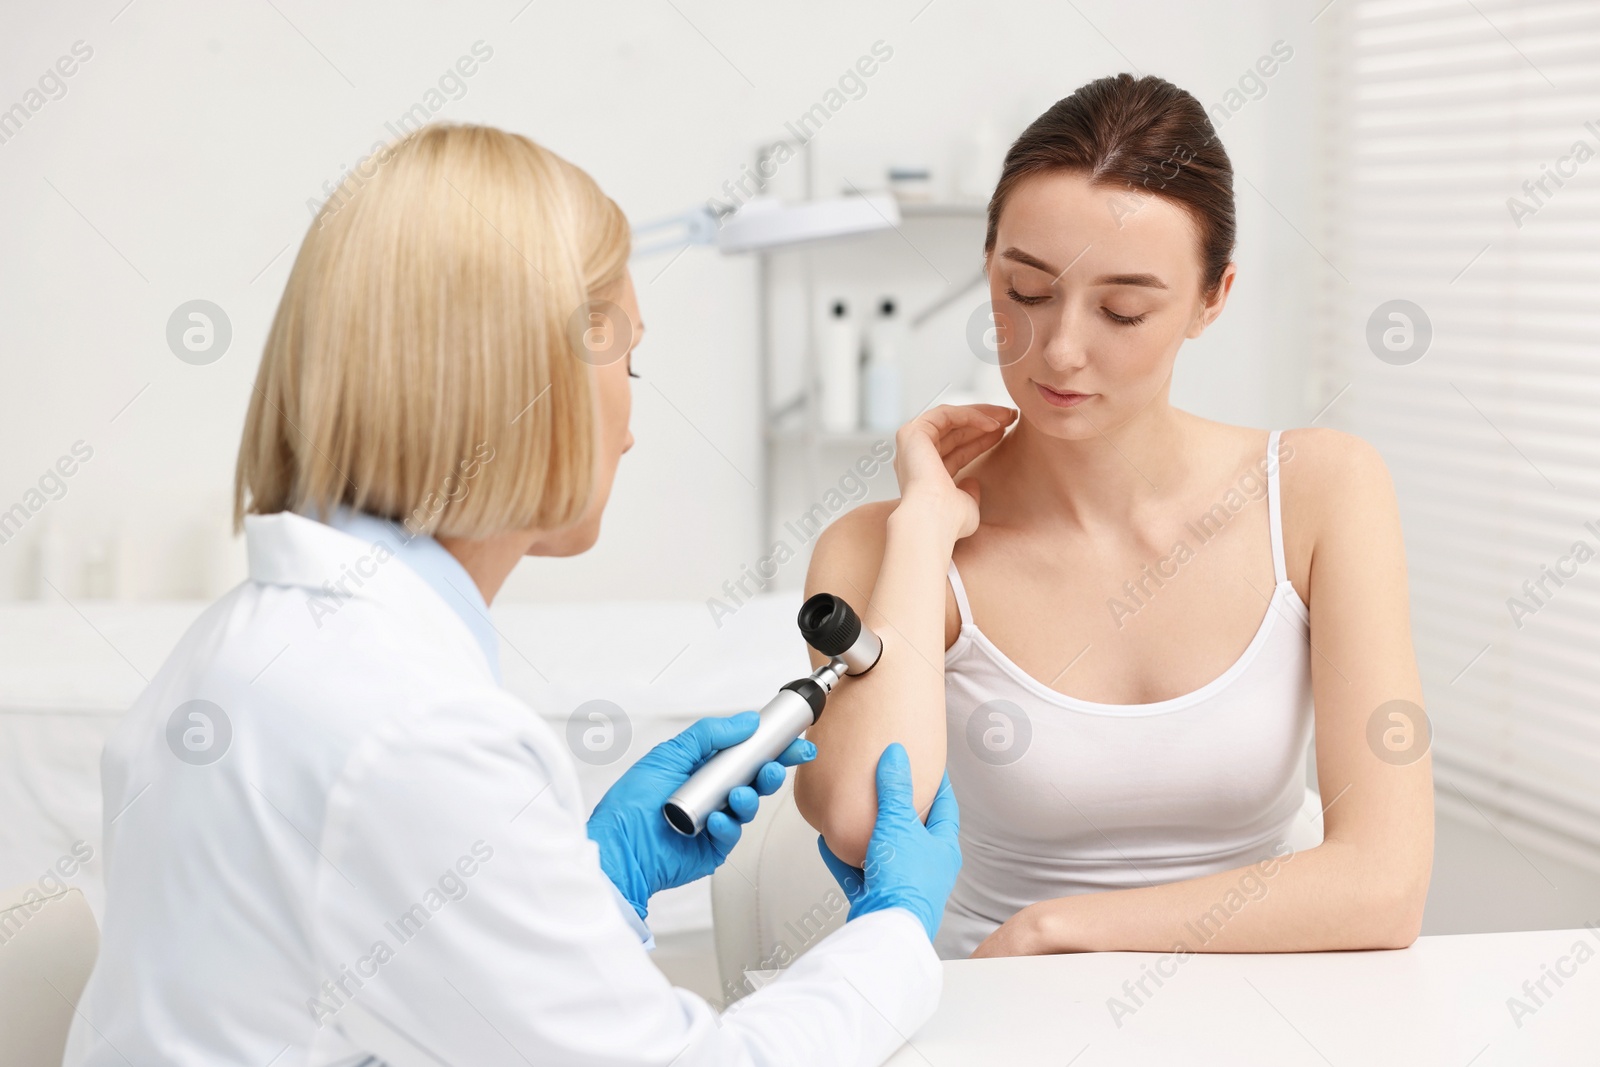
[1006,285,1147,325]
[1102,308,1146,326]
[1005,285,1050,306]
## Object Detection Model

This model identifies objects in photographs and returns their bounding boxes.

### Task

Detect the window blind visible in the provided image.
[1313,0,1600,874]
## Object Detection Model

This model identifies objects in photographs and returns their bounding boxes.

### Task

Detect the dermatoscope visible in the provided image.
[662,593,882,836]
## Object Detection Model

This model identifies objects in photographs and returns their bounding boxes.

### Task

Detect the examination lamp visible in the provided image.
[662,593,883,836]
[630,192,901,258]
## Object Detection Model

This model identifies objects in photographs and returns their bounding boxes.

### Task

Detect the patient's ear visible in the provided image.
[1188,261,1237,339]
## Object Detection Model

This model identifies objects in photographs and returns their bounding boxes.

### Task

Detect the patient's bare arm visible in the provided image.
[794,404,1014,868]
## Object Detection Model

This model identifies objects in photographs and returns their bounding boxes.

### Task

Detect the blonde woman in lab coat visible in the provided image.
[63,123,961,1067]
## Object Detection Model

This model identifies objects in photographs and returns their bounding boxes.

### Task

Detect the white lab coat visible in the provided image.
[63,510,940,1067]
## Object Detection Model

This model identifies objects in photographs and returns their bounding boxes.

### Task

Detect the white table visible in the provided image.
[885,927,1600,1065]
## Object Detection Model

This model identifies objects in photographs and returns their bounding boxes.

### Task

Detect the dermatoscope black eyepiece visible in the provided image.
[798,594,857,655]
[798,593,882,675]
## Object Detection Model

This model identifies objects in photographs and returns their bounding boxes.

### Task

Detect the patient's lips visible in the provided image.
[1032,380,1095,408]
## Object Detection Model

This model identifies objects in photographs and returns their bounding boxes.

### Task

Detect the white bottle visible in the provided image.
[819,300,861,434]
[861,297,904,432]
[955,116,1006,202]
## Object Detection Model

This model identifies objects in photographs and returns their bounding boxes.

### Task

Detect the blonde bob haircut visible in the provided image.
[235,122,630,539]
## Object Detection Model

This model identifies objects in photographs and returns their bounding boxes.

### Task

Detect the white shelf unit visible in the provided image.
[755,198,988,553]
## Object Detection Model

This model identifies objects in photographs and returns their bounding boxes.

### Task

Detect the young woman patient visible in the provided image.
[794,73,1434,960]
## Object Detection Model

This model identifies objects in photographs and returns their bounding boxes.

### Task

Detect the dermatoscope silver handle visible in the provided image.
[662,593,882,837]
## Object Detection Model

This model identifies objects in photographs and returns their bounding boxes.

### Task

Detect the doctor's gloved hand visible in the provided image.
[586,711,816,920]
[816,742,962,942]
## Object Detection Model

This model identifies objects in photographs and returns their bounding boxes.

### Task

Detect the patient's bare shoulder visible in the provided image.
[1277,427,1391,521]
[1276,426,1397,598]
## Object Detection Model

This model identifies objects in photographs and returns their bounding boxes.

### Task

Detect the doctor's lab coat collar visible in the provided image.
[244,509,501,684]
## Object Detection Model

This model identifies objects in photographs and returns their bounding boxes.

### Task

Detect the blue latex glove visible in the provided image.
[816,742,962,942]
[588,710,817,920]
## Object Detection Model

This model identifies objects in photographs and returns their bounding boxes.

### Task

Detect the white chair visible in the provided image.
[0,883,100,1067]
[1284,784,1328,853]
[711,776,846,1004]
[711,782,1326,1001]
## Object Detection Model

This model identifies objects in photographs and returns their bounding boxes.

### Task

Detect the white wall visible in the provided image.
[0,0,1323,604]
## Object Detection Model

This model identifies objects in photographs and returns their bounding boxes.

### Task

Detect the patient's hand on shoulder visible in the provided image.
[893,403,1015,540]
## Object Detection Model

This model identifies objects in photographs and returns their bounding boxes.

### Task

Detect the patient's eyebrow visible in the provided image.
[1093,272,1169,290]
[999,246,1169,290]
[999,246,1060,276]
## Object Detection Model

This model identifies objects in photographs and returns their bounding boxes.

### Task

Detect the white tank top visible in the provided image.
[933,429,1314,960]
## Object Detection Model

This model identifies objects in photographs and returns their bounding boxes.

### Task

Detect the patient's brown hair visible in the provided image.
[986,73,1236,300]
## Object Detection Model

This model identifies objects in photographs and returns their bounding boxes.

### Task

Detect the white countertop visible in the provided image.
[885,926,1600,1066]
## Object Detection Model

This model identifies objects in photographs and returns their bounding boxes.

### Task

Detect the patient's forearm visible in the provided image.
[803,502,956,866]
[1026,839,1426,955]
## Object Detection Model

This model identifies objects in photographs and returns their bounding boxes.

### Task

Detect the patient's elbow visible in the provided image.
[1363,865,1430,950]
[794,774,873,870]
[1376,884,1428,949]
[1371,907,1423,950]
[817,825,871,871]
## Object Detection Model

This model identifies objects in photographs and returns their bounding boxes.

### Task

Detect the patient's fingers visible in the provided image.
[903,404,1013,451]
[920,405,1015,468]
[932,420,1005,457]
[941,431,1008,477]
[925,404,1011,434]
[919,403,1015,435]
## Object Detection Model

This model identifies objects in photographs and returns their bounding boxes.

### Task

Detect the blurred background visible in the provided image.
[1,0,1596,1004]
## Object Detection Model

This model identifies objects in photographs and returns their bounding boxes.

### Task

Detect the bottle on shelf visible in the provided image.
[861,297,905,433]
[954,116,1006,202]
[818,299,861,434]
